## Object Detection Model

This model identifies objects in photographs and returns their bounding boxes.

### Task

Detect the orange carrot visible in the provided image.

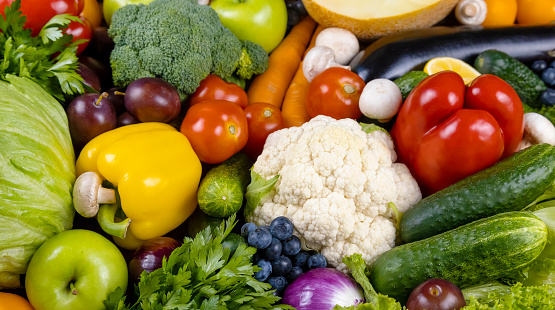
[281,24,325,128]
[247,16,317,108]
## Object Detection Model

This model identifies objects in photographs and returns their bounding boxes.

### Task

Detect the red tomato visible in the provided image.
[0,0,84,36]
[180,100,248,164]
[65,16,92,55]
[189,74,248,109]
[242,102,284,159]
[306,67,365,120]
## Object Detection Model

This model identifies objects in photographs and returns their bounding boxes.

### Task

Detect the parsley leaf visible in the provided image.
[0,0,85,102]
[105,213,290,310]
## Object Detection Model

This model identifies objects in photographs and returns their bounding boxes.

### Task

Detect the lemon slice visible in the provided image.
[424,57,481,84]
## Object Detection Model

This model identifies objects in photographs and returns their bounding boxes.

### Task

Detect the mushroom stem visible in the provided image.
[73,171,116,218]
[455,0,488,25]
[97,202,130,239]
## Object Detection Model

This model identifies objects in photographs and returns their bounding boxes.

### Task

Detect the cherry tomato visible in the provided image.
[180,100,248,164]
[242,102,284,159]
[0,292,34,310]
[306,67,364,120]
[189,74,248,109]
[64,16,93,55]
[80,0,102,29]
[0,0,84,36]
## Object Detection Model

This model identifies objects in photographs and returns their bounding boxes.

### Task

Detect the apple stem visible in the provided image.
[97,202,130,239]
[70,282,78,295]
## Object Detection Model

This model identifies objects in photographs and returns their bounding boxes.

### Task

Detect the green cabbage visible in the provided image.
[0,75,75,289]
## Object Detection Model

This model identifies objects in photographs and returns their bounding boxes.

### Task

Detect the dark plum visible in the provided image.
[128,236,181,282]
[106,87,127,115]
[77,62,101,93]
[406,278,466,310]
[67,92,117,151]
[124,77,182,123]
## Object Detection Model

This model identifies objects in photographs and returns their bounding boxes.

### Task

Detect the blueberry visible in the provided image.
[271,255,293,275]
[550,60,555,69]
[531,59,548,74]
[247,227,273,249]
[264,238,283,261]
[268,275,289,292]
[541,89,555,106]
[542,67,555,87]
[285,266,304,283]
[240,222,257,239]
[282,235,301,256]
[307,254,327,269]
[292,251,311,268]
[269,216,294,241]
[254,259,272,282]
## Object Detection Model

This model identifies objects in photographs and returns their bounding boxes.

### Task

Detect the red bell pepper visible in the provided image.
[391,71,524,195]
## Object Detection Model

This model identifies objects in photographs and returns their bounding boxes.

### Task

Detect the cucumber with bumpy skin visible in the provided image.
[371,211,548,304]
[474,49,547,108]
[197,152,253,218]
[400,143,555,243]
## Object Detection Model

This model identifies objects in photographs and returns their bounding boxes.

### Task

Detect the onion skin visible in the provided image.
[282,267,365,310]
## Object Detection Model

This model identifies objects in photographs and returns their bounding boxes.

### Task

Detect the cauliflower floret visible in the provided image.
[247,115,421,271]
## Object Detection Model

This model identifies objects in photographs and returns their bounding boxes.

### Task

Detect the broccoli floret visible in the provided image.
[235,40,270,80]
[107,0,268,98]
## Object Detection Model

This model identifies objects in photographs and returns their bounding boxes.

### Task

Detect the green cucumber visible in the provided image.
[400,143,555,243]
[197,152,253,218]
[474,50,547,108]
[371,211,548,304]
[393,71,428,99]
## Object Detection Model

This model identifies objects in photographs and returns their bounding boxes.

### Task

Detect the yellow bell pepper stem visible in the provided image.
[97,202,130,239]
[75,122,202,246]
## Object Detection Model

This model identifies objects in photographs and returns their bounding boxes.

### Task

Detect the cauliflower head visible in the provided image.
[245,115,422,271]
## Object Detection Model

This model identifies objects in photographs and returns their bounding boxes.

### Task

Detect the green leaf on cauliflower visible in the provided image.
[0,75,75,289]
[360,123,390,134]
[244,169,279,218]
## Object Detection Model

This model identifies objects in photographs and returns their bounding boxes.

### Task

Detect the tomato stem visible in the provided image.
[343,84,356,94]
[229,125,236,135]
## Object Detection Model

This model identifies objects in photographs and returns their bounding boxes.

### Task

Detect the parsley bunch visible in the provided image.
[104,214,293,310]
[0,0,85,101]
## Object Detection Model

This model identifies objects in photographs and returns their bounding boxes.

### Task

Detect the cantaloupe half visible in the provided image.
[301,0,460,40]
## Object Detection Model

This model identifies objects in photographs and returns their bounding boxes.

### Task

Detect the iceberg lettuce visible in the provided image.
[0,75,75,289]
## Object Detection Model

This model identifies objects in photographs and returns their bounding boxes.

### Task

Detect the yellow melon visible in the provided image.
[301,0,460,40]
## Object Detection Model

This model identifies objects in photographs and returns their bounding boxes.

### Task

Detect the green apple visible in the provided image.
[25,229,128,310]
[210,0,288,53]
[103,0,155,25]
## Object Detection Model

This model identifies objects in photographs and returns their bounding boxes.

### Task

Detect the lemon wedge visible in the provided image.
[424,57,481,84]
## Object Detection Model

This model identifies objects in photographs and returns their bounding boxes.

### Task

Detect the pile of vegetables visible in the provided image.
[2,0,555,309]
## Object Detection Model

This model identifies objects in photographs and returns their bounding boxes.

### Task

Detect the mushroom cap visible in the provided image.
[73,171,106,218]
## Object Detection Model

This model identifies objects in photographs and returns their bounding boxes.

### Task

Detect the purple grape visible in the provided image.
[67,93,117,151]
[124,77,181,123]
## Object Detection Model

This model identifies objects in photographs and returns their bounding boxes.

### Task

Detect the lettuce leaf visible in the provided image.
[462,283,555,309]
[0,75,75,288]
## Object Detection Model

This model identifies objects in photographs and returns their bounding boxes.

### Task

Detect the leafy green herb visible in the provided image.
[104,214,293,310]
[244,169,279,218]
[0,0,85,101]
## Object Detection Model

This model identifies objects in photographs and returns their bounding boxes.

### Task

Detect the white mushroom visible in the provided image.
[455,0,488,25]
[518,112,555,151]
[303,46,350,82]
[358,79,403,122]
[315,27,360,65]
[73,171,116,218]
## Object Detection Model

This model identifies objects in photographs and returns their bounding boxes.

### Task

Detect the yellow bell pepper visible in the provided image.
[75,122,202,247]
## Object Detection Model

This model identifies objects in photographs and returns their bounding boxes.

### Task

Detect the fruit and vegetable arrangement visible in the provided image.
[1,0,555,309]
